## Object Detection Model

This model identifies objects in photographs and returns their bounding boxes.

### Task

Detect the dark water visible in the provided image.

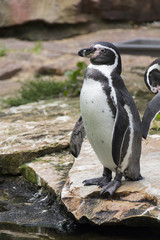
[0,224,160,240]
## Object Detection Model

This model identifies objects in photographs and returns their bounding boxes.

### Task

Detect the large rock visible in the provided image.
[0,0,160,28]
[81,0,160,22]
[0,0,87,27]
[61,136,160,226]
[0,98,79,175]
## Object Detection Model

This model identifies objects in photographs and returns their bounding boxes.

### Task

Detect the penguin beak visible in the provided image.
[78,47,96,58]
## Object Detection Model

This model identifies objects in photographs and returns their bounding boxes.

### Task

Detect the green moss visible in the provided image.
[53,164,67,172]
[20,164,39,185]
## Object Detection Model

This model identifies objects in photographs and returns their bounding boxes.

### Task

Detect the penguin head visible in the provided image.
[78,41,122,74]
[144,58,160,94]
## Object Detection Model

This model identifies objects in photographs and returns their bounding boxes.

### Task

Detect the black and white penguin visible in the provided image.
[142,58,160,139]
[70,41,142,197]
[144,58,160,94]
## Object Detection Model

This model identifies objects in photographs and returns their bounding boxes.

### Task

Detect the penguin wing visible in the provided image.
[141,92,160,139]
[112,94,130,166]
[70,116,86,157]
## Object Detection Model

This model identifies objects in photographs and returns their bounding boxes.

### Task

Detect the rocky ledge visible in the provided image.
[0,97,160,229]
[61,136,160,226]
[0,98,79,174]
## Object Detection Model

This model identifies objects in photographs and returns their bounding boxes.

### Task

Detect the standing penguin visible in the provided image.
[70,41,142,197]
[142,58,160,139]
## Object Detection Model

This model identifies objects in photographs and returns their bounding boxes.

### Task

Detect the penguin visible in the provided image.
[70,41,142,197]
[144,58,160,94]
[142,58,160,139]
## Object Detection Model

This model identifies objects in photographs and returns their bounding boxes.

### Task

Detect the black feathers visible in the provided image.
[142,92,160,139]
[70,116,86,158]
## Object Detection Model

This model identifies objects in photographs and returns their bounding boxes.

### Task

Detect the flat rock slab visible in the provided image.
[20,151,74,196]
[61,136,160,226]
[0,98,79,174]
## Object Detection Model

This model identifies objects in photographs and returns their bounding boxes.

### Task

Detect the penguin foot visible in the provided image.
[83,176,111,187]
[100,172,122,197]
[100,179,121,197]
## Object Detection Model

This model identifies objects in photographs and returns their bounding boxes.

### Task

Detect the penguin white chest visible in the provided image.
[80,78,117,171]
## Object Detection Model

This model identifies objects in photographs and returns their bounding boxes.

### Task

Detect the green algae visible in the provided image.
[19,164,39,186]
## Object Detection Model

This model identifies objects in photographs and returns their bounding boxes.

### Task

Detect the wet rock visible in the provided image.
[0,175,75,231]
[61,136,160,226]
[0,98,79,175]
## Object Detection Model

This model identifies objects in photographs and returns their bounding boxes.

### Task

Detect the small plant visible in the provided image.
[155,113,160,121]
[31,41,43,54]
[3,62,87,107]
[149,117,160,135]
[64,62,87,96]
[0,46,8,57]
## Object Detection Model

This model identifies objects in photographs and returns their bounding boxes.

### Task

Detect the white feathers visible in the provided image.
[80,77,117,171]
[80,55,119,171]
[88,63,117,106]
[146,63,160,93]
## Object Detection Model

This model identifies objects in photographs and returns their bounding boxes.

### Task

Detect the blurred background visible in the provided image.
[0,0,160,106]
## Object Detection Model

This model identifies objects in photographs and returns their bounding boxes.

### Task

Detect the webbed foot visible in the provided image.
[83,167,112,187]
[100,172,122,197]
[100,179,121,197]
[83,176,111,187]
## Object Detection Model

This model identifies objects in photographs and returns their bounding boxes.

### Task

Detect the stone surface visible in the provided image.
[0,0,87,27]
[61,136,160,226]
[0,175,75,231]
[81,0,160,22]
[0,61,22,80]
[0,98,79,175]
[1,24,160,97]
[0,0,160,29]
[20,151,74,196]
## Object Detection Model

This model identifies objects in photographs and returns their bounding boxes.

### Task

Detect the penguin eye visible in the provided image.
[101,49,107,54]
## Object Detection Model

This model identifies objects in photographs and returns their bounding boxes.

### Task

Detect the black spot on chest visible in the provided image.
[85,68,116,117]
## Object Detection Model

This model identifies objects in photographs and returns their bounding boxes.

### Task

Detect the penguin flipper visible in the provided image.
[70,116,86,157]
[112,103,129,166]
[141,92,160,139]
